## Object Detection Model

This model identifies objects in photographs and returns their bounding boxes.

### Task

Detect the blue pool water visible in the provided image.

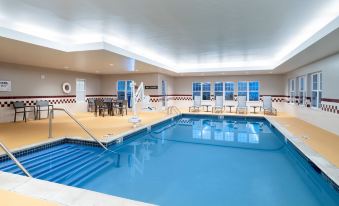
[0,115,338,205]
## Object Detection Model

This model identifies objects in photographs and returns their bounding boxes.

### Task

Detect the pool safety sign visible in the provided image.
[0,81,11,92]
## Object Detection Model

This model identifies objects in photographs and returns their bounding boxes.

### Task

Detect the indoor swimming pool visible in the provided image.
[0,114,338,206]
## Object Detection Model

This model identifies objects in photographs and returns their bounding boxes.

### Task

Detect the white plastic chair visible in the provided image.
[189,96,201,112]
[236,96,248,114]
[262,96,277,115]
[212,96,224,113]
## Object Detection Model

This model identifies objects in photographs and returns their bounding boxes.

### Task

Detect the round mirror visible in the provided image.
[62,82,71,94]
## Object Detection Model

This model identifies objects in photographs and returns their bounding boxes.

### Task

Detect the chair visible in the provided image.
[212,96,224,113]
[94,99,109,117]
[236,96,248,114]
[12,101,35,122]
[103,98,114,116]
[189,96,201,112]
[115,100,128,116]
[36,100,54,120]
[87,98,95,112]
[262,96,277,116]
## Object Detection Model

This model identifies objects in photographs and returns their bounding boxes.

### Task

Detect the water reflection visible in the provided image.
[191,119,264,144]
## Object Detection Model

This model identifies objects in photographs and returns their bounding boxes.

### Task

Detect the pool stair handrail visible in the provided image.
[167,106,181,115]
[49,108,108,150]
[0,142,32,177]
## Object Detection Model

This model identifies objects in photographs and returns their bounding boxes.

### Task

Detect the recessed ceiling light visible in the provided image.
[64,66,69,69]
[95,70,100,73]
[109,63,114,66]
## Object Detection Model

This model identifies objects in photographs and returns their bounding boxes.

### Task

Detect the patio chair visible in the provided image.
[189,96,201,112]
[212,96,224,113]
[87,98,95,112]
[36,100,54,120]
[262,96,277,116]
[94,99,109,117]
[12,101,35,122]
[236,96,248,114]
[115,100,128,116]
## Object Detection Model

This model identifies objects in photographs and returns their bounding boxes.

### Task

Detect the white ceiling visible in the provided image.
[0,0,338,74]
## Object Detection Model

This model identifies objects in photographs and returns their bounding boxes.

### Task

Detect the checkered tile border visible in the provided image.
[321,102,339,114]
[0,98,76,108]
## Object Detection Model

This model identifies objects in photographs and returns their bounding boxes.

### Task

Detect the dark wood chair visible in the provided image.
[12,101,35,122]
[114,100,128,116]
[94,99,109,117]
[87,98,95,112]
[36,100,54,120]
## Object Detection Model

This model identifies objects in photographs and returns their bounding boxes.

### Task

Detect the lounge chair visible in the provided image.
[189,96,201,112]
[236,96,248,114]
[262,96,277,115]
[212,96,224,113]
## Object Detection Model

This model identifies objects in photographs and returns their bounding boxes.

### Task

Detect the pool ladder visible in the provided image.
[167,106,181,115]
[0,142,32,177]
[49,108,108,150]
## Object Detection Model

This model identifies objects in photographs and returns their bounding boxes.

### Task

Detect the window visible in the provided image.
[192,82,201,98]
[249,81,259,101]
[202,82,211,100]
[289,79,295,103]
[225,82,234,100]
[311,72,322,108]
[238,81,247,100]
[298,76,306,105]
[214,82,223,97]
[117,80,132,101]
[76,79,86,102]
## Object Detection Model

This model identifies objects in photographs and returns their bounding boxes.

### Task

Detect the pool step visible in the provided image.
[0,145,75,169]
[35,152,95,179]
[1,148,81,173]
[67,159,112,186]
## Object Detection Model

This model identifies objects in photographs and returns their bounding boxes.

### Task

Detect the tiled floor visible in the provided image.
[0,189,59,206]
[0,111,169,149]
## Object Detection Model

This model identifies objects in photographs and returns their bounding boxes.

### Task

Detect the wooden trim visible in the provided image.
[322,98,339,103]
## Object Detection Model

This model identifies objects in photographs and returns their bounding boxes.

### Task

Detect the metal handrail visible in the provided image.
[0,142,32,177]
[49,108,108,150]
[167,106,181,115]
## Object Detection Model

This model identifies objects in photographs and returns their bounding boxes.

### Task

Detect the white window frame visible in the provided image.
[214,82,223,97]
[298,76,306,106]
[192,82,211,101]
[311,72,322,108]
[224,82,234,101]
[289,79,296,103]
[237,81,260,102]
[76,79,86,103]
[117,80,132,100]
[248,81,260,102]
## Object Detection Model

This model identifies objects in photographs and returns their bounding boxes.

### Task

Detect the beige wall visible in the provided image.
[284,53,339,99]
[0,62,101,96]
[100,73,159,96]
[173,74,285,95]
